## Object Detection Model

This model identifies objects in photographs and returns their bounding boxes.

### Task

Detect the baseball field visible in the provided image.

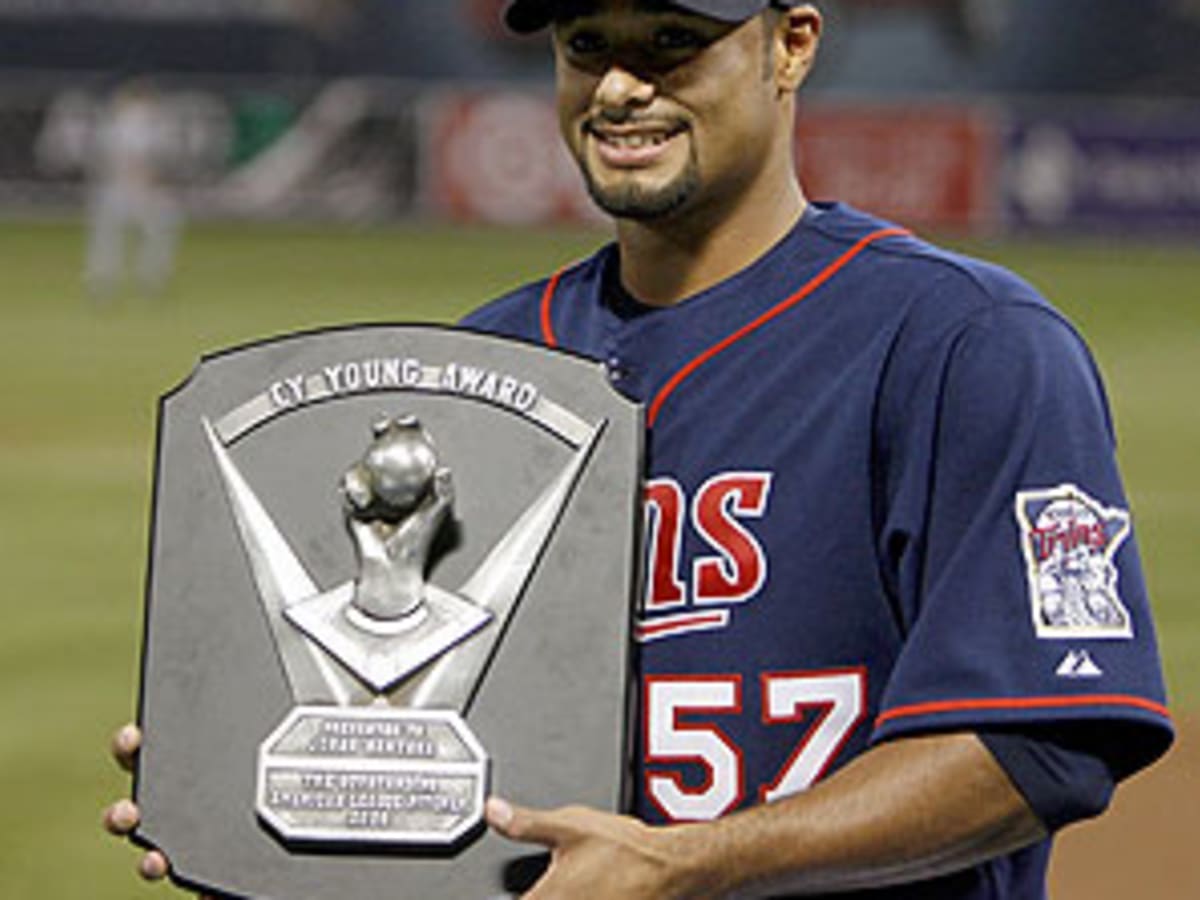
[0,219,1195,898]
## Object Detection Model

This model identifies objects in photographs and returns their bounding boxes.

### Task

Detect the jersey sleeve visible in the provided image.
[457,281,548,342]
[871,297,1173,779]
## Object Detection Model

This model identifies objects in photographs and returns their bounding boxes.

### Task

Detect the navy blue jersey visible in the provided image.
[462,203,1172,899]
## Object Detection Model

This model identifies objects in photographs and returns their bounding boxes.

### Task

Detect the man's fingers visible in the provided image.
[484,796,524,838]
[137,850,170,881]
[486,796,582,848]
[102,738,172,887]
[104,802,171,884]
[103,798,140,836]
[111,723,141,772]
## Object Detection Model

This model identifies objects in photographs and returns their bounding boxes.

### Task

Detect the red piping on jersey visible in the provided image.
[645,226,909,427]
[540,266,568,348]
[537,227,908,421]
[875,694,1171,731]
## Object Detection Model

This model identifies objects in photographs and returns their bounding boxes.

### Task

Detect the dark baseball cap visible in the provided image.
[505,1,802,34]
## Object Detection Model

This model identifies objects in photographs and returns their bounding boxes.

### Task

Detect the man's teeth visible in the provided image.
[603,132,668,148]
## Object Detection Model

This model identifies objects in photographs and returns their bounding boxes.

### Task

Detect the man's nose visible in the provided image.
[594,65,656,116]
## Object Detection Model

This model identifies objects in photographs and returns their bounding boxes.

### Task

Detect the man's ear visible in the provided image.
[774,4,822,93]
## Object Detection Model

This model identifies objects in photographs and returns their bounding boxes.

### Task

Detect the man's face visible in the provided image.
[552,2,785,222]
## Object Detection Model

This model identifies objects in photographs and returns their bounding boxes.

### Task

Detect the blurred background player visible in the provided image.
[84,78,182,299]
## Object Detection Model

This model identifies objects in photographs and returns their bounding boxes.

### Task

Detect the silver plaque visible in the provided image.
[132,325,642,899]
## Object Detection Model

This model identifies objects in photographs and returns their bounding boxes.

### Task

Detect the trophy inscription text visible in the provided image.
[258,708,488,845]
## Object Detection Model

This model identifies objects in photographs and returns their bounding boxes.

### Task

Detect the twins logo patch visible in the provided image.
[1015,483,1133,640]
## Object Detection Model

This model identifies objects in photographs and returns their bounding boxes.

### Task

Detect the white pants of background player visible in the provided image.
[85,183,181,296]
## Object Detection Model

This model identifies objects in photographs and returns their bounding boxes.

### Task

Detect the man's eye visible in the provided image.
[653,27,707,52]
[566,31,608,56]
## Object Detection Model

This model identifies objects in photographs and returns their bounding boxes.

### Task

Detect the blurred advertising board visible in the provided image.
[419,92,1002,232]
[11,79,1200,237]
[418,89,604,227]
[24,80,419,222]
[794,102,1001,233]
[1005,108,1200,232]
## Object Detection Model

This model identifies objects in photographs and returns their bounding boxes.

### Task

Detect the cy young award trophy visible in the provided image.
[132,325,643,899]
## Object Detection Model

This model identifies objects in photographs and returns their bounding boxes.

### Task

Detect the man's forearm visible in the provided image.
[678,731,1046,898]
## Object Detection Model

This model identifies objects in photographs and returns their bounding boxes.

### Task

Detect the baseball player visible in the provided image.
[105,2,1172,897]
[84,79,181,299]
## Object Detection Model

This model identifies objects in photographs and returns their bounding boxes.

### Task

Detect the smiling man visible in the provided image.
[460,2,1174,898]
[552,0,790,222]
[104,2,1173,898]
[536,0,817,306]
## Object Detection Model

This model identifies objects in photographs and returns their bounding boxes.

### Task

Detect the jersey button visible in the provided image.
[606,357,628,382]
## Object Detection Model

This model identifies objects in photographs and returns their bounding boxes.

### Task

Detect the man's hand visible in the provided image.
[485,796,717,900]
[100,724,172,883]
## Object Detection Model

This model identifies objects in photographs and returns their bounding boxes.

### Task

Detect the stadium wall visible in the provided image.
[6,76,1200,235]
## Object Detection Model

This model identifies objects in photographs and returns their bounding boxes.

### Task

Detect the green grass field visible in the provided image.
[1,219,1196,898]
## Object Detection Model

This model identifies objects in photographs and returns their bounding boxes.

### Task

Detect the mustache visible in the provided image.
[584,109,689,131]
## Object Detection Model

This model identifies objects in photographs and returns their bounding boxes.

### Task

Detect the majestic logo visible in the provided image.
[1056,649,1104,679]
[1015,483,1133,640]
